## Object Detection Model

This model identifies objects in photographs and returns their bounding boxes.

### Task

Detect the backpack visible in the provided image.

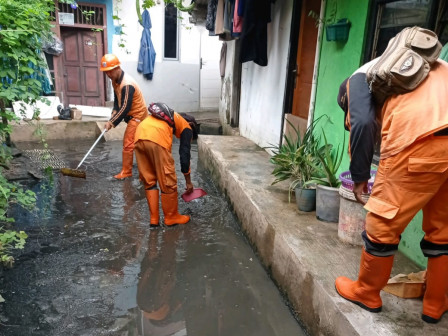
[148,102,175,129]
[366,26,442,105]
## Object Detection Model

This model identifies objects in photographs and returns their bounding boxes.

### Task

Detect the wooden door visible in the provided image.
[61,28,105,106]
[291,0,321,119]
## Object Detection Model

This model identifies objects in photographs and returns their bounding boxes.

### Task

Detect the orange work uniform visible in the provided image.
[111,71,148,154]
[364,60,448,256]
[134,113,192,194]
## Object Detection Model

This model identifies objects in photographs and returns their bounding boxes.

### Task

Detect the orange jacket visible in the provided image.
[110,72,148,126]
[380,60,448,159]
[134,113,191,151]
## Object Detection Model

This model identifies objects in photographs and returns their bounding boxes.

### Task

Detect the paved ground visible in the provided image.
[9,114,448,335]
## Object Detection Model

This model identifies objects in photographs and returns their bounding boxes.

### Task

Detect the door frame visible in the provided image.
[280,0,303,145]
[52,1,108,106]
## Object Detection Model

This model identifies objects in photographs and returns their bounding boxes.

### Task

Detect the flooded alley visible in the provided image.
[0,138,307,336]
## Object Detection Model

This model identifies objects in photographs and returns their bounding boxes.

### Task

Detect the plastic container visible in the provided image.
[326,19,351,42]
[337,170,376,245]
[339,170,376,193]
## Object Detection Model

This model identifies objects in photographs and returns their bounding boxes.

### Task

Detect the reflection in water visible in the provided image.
[137,230,186,336]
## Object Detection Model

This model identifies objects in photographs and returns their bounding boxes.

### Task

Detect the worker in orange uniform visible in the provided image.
[335,59,448,323]
[100,54,148,179]
[134,102,195,227]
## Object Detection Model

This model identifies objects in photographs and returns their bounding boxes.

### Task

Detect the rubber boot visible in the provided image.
[422,255,448,323]
[114,151,133,179]
[335,248,394,312]
[145,189,160,227]
[161,192,190,226]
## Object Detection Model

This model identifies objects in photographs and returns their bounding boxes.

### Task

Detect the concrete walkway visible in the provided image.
[198,135,448,336]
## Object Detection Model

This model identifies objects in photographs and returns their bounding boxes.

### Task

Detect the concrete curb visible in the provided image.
[11,118,126,143]
[198,135,448,336]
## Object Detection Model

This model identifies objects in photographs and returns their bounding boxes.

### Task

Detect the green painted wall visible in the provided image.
[313,0,426,269]
[313,0,370,176]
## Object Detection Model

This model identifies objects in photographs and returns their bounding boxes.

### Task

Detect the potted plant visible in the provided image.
[308,2,351,42]
[306,130,345,222]
[268,119,321,212]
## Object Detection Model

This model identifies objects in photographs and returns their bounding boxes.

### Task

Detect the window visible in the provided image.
[164,3,179,60]
[364,0,444,63]
[364,0,446,164]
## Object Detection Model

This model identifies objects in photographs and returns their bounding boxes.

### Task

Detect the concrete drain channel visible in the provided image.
[23,149,66,170]
[197,118,222,135]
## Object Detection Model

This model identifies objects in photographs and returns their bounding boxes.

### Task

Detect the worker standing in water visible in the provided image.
[134,102,196,227]
[100,54,148,179]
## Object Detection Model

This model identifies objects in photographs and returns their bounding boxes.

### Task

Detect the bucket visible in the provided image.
[316,184,340,223]
[337,171,376,245]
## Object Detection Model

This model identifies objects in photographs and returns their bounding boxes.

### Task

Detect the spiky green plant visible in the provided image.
[306,130,345,188]
[268,118,323,201]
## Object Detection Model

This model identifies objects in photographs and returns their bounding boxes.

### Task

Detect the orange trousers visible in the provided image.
[123,119,139,153]
[134,140,178,194]
[365,134,448,247]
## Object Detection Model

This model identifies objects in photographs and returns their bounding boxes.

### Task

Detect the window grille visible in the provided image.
[51,2,104,26]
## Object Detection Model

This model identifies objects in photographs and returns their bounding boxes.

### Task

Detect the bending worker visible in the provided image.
[335,59,448,323]
[134,103,195,227]
[100,54,148,179]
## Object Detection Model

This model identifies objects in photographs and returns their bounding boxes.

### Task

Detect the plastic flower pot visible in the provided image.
[326,19,351,42]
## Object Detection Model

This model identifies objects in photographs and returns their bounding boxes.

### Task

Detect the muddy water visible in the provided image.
[0,139,306,336]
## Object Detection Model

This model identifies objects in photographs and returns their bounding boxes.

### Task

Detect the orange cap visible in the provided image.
[100,54,121,72]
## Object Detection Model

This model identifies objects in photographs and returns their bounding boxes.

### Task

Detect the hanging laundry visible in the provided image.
[137,9,156,80]
[220,42,227,77]
[39,51,53,94]
[215,0,225,35]
[218,0,235,41]
[206,0,218,35]
[239,0,274,66]
[233,0,243,37]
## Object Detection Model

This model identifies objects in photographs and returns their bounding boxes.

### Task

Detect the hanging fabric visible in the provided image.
[239,0,273,66]
[137,9,156,80]
[206,0,219,35]
[220,42,227,77]
[215,0,225,35]
[233,0,243,37]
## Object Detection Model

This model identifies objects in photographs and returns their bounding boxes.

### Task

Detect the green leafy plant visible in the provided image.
[268,118,323,201]
[308,1,337,27]
[0,0,55,267]
[0,173,35,267]
[0,228,28,267]
[307,130,345,188]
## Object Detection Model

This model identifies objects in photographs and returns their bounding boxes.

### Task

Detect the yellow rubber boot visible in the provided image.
[161,192,190,226]
[114,151,133,179]
[145,189,160,227]
[335,249,394,312]
[422,255,448,323]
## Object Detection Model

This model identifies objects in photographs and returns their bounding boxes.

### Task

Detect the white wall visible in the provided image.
[238,0,293,149]
[111,0,219,112]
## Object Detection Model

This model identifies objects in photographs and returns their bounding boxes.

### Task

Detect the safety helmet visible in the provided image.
[100,54,121,72]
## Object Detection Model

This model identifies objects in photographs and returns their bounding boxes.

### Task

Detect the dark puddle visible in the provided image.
[0,138,306,336]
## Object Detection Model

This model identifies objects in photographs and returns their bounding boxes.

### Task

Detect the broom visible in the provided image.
[61,129,106,178]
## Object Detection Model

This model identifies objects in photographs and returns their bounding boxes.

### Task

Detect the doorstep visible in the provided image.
[198,134,448,336]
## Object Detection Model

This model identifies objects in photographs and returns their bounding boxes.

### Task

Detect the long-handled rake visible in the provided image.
[61,129,106,178]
